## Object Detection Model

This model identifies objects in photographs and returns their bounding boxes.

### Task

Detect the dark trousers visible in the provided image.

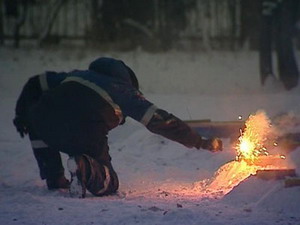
[28,82,119,194]
[259,0,299,90]
[28,127,64,180]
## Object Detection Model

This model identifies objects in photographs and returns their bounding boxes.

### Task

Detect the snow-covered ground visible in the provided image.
[0,46,300,225]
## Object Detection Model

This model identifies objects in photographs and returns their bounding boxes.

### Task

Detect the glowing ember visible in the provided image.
[194,156,291,198]
[195,160,258,197]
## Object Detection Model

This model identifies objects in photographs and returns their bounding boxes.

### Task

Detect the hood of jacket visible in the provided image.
[88,57,133,85]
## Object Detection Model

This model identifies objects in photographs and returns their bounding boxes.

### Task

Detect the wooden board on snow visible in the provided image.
[256,169,296,180]
[185,120,244,141]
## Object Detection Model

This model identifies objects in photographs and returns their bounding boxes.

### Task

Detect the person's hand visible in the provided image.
[196,137,223,152]
[13,116,28,138]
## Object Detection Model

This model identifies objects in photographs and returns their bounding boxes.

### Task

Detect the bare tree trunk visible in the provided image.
[153,0,159,33]
[38,0,67,46]
[74,0,78,36]
[201,0,211,50]
[90,0,102,41]
[228,0,239,50]
[14,0,28,48]
[0,0,4,45]
[123,18,154,39]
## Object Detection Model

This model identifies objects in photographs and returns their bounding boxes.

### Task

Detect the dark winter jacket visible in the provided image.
[15,57,201,148]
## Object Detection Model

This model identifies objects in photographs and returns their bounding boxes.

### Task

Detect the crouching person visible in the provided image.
[13,57,222,198]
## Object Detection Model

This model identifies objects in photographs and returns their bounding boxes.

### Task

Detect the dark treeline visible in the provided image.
[0,0,299,50]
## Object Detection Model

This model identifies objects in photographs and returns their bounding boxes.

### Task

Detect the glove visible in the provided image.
[13,116,28,138]
[196,137,223,152]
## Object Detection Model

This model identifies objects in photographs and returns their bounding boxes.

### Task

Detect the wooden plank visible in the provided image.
[186,120,300,151]
[285,177,300,187]
[185,120,244,140]
[256,169,296,180]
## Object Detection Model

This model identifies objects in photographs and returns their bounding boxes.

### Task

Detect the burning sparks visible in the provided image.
[236,111,272,162]
[194,111,293,198]
[135,111,294,200]
[280,155,286,159]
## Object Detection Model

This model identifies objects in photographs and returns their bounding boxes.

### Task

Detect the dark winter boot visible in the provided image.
[84,156,113,196]
[67,154,119,198]
[46,175,70,190]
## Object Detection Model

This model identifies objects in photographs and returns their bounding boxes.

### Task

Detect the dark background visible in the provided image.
[0,0,299,51]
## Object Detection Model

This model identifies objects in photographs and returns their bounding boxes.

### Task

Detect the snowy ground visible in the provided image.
[0,46,300,225]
